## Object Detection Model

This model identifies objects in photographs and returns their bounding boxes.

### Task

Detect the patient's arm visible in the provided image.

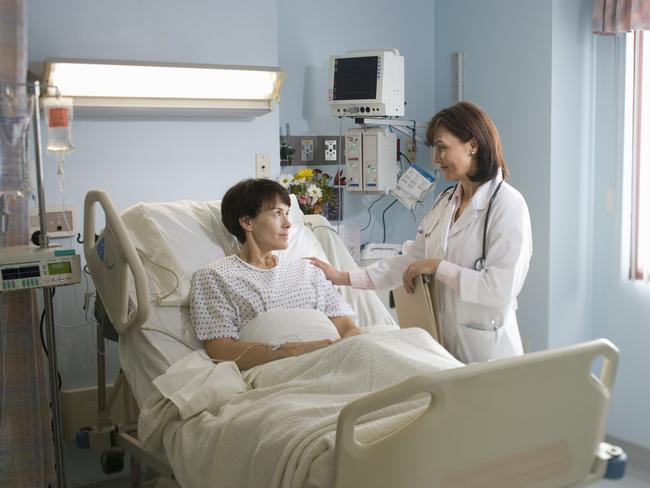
[330,316,362,338]
[204,337,333,371]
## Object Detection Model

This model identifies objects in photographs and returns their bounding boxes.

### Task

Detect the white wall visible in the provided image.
[434,0,553,352]
[277,0,436,246]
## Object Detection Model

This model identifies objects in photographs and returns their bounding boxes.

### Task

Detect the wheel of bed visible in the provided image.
[82,189,625,488]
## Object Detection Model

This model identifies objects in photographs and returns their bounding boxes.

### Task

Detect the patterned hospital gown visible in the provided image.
[190,255,354,340]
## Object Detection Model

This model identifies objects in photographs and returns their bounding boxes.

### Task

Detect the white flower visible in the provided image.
[306,184,323,204]
[292,177,306,185]
[277,174,294,188]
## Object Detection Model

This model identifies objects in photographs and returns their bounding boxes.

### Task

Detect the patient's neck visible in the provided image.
[238,242,277,269]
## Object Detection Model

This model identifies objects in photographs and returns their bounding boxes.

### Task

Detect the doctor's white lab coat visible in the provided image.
[351,172,532,363]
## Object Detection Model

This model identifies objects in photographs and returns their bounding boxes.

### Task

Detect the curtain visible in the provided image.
[0,0,57,486]
[593,0,650,34]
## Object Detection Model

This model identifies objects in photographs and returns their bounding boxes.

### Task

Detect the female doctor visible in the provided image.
[308,101,532,363]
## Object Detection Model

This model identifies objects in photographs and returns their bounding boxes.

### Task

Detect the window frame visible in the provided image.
[629,30,648,281]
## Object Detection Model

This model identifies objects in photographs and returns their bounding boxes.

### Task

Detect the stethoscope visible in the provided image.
[420,179,504,271]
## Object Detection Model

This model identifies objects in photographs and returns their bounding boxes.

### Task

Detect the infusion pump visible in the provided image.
[345,127,397,192]
[0,245,81,291]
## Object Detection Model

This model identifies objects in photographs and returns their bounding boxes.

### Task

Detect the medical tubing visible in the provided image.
[135,248,180,302]
[381,199,399,243]
[398,151,412,164]
[477,180,504,268]
[360,194,386,232]
[38,289,62,391]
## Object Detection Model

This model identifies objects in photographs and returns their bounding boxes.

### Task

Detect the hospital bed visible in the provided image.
[82,188,625,488]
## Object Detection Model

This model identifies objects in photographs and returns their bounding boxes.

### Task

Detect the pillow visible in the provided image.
[121,200,238,306]
[274,194,329,263]
[238,309,341,344]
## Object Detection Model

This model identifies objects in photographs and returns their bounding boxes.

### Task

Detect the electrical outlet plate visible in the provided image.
[301,139,314,162]
[324,139,337,161]
[255,153,271,179]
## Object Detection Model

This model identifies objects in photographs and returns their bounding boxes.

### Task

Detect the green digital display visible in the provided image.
[48,261,72,275]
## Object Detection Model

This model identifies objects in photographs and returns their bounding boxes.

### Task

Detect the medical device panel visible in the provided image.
[345,127,397,192]
[0,245,81,291]
[328,50,404,117]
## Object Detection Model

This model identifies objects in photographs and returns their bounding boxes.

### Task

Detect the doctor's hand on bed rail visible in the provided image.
[305,257,351,286]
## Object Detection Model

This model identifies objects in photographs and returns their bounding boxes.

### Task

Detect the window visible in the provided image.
[628,31,649,281]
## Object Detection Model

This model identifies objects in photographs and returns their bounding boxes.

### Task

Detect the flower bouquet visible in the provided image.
[277,168,334,215]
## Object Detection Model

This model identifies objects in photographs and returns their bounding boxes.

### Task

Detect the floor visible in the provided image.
[72,437,650,488]
[77,468,650,488]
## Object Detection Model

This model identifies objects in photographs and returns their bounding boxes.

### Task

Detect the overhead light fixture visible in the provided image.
[42,59,284,116]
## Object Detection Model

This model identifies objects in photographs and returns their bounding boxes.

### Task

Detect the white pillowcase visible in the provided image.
[239,309,341,344]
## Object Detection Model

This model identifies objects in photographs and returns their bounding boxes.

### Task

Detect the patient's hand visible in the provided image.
[305,257,351,286]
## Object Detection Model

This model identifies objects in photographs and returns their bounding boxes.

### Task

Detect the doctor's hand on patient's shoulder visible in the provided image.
[304,257,351,286]
[402,259,441,294]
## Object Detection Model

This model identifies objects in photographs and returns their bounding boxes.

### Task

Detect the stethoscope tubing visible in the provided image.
[421,179,504,271]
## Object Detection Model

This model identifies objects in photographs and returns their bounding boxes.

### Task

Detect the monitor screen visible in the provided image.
[332,56,378,101]
[48,261,72,275]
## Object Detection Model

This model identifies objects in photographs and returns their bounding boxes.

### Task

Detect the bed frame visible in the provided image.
[82,189,625,488]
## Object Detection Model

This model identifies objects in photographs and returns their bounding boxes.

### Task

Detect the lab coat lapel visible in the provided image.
[448,204,476,239]
[448,174,501,239]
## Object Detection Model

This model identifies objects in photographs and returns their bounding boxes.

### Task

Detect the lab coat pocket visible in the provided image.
[456,323,506,363]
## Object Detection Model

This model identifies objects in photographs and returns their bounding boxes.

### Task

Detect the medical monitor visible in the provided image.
[328,49,404,117]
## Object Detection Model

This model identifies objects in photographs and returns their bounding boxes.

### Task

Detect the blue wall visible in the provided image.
[592,34,650,448]
[27,0,280,392]
[23,0,650,467]
[435,0,650,450]
[27,2,281,484]
[434,0,552,353]
[277,0,437,246]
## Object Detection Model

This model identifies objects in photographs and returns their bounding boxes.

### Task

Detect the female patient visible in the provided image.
[190,178,361,370]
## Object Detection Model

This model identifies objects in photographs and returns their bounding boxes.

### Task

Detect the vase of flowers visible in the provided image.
[277,168,334,215]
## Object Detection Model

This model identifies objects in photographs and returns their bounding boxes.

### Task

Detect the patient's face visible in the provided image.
[248,199,292,252]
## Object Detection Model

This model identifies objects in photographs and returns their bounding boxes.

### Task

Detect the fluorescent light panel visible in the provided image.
[44,60,283,103]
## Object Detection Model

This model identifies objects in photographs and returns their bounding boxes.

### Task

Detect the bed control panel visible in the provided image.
[0,245,81,291]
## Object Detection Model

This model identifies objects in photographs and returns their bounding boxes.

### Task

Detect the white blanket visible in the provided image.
[138,329,462,488]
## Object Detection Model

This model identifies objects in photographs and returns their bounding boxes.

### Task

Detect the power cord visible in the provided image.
[360,194,386,232]
[39,288,63,391]
[381,199,399,243]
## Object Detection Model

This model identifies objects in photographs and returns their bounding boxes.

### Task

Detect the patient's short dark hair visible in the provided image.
[221,178,291,243]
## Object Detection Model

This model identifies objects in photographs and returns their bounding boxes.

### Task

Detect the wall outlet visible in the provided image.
[324,139,337,161]
[255,153,271,179]
[300,139,314,162]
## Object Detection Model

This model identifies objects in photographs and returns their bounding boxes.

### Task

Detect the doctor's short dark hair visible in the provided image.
[426,101,510,182]
[221,178,291,243]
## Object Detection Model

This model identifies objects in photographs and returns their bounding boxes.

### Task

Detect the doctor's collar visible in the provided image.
[457,169,504,211]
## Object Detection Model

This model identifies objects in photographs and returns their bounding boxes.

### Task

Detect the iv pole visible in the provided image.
[33,80,67,488]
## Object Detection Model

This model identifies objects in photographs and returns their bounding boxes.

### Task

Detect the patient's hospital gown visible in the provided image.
[190,255,354,340]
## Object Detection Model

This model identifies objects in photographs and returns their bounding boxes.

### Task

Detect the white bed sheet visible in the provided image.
[138,328,462,488]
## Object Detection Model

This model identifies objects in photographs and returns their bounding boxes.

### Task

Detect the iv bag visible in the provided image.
[43,97,74,154]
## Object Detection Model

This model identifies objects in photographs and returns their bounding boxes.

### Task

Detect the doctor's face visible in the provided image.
[431,126,476,182]
[243,198,292,252]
